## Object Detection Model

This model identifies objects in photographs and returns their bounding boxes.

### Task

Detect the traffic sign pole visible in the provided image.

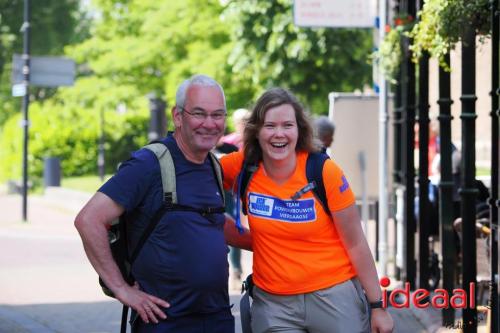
[21,0,30,222]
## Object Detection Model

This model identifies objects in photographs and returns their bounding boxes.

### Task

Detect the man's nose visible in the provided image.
[203,115,220,128]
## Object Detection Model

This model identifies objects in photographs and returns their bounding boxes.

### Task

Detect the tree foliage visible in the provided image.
[1,0,376,182]
[0,0,241,182]
[67,0,252,112]
[0,0,89,125]
[223,0,373,113]
[0,78,149,182]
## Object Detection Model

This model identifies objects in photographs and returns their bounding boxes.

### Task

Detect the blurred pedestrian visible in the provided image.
[218,108,250,289]
[314,115,335,153]
[220,108,250,149]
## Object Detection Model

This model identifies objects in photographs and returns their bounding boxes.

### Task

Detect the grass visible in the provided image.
[61,174,111,193]
[476,167,491,177]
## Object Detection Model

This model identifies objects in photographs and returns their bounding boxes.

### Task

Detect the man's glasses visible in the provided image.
[178,106,227,122]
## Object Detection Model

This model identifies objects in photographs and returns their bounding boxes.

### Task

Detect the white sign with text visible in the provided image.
[294,0,376,28]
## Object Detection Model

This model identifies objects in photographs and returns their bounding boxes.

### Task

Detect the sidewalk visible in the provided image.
[0,188,444,333]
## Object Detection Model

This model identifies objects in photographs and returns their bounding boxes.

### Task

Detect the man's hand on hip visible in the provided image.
[115,283,170,324]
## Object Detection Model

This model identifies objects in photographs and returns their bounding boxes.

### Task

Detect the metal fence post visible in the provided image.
[417,49,430,291]
[460,24,478,333]
[437,53,456,326]
[401,0,417,286]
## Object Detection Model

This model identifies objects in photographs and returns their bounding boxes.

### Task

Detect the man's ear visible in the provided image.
[172,106,182,128]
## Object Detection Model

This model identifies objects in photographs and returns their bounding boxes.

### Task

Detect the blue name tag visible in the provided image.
[248,193,316,223]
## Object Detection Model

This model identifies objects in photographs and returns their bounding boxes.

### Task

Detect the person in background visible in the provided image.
[314,115,335,154]
[217,108,250,289]
[220,88,393,333]
[414,121,439,177]
[219,108,250,149]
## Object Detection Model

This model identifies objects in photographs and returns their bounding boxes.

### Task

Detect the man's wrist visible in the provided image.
[369,299,384,309]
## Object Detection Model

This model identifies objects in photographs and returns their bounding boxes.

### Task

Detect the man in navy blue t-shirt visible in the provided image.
[75,74,252,333]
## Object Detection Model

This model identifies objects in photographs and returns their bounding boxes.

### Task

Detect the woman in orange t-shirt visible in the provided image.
[220,88,393,333]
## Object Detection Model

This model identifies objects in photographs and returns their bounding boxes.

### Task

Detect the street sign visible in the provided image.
[294,0,376,28]
[12,83,27,97]
[11,54,75,87]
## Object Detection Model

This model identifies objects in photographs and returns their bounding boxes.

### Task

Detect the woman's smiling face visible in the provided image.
[257,103,298,164]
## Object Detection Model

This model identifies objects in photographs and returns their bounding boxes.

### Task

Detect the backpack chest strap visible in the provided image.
[168,204,226,216]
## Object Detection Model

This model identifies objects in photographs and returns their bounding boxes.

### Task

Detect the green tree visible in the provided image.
[67,0,252,116]
[0,77,149,182]
[0,0,89,126]
[0,0,248,182]
[1,0,375,183]
[224,0,373,113]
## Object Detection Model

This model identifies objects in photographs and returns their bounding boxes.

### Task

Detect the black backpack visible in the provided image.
[99,141,225,333]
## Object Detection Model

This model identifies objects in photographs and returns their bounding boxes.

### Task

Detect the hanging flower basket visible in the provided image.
[373,14,414,83]
[409,0,491,68]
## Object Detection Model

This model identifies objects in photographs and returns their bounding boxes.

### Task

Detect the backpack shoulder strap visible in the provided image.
[306,152,331,216]
[144,142,177,206]
[208,151,226,205]
[127,142,177,265]
[239,161,258,215]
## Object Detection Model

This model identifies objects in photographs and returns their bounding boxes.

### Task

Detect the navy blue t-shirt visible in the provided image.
[99,135,230,317]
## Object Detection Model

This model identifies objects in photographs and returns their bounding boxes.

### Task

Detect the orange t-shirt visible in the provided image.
[220,151,357,295]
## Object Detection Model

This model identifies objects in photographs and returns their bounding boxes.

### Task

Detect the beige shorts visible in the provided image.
[250,278,370,333]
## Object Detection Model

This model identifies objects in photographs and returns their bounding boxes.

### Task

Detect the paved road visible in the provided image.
[0,191,438,333]
[0,192,251,333]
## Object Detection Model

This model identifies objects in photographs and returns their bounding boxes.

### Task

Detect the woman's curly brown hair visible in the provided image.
[243,88,319,164]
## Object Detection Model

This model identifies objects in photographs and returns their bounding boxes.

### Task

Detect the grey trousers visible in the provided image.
[250,278,370,333]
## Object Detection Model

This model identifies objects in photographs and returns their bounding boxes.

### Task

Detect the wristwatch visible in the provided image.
[369,299,384,309]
